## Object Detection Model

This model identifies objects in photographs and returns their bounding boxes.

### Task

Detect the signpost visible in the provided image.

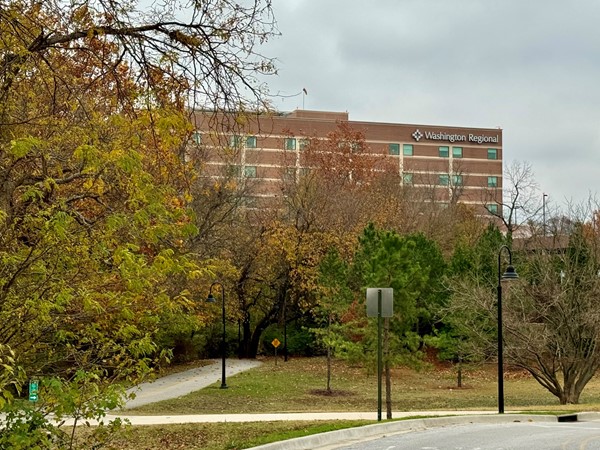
[366,288,393,421]
[272,338,281,365]
[29,380,39,403]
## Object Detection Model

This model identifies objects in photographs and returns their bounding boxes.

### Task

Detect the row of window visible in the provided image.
[228,165,310,179]
[401,174,498,187]
[388,143,413,156]
[284,138,309,150]
[225,165,500,215]
[194,132,501,162]
[241,198,499,214]
[192,132,261,149]
[232,136,308,151]
[231,136,309,151]
[233,166,498,188]
[388,144,498,160]
[230,135,258,149]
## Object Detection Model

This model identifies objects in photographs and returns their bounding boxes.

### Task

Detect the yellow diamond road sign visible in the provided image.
[272,338,281,348]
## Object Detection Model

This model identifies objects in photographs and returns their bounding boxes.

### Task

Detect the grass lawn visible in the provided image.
[97,420,372,450]
[97,357,600,449]
[125,356,600,415]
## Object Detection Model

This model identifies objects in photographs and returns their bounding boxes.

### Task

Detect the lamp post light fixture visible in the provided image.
[497,245,519,414]
[207,281,227,389]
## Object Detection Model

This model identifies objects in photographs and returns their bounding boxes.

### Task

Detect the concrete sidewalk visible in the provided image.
[123,358,262,409]
[108,410,499,425]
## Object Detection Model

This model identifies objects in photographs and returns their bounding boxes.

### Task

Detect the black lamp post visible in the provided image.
[543,193,548,236]
[207,281,227,389]
[497,245,519,414]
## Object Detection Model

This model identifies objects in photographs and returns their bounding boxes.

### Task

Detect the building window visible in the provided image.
[452,147,463,158]
[192,131,202,144]
[246,136,257,148]
[453,175,463,185]
[488,176,498,187]
[230,135,242,147]
[244,166,257,178]
[284,138,296,150]
[439,174,449,186]
[403,144,413,156]
[388,143,400,155]
[487,203,498,214]
[439,146,449,158]
[226,164,241,177]
[284,167,296,181]
[488,148,498,160]
[299,138,309,150]
[403,173,413,184]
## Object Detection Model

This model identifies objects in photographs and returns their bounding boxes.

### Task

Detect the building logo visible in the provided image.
[412,128,499,144]
[412,129,423,141]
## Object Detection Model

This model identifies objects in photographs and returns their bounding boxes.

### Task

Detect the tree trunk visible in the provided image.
[560,378,582,405]
[235,272,289,358]
[247,317,271,359]
[559,390,580,405]
[326,345,332,393]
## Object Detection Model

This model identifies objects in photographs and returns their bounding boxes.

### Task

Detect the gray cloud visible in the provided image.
[261,1,600,206]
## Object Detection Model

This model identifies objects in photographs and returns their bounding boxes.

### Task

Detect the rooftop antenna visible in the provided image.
[274,90,305,110]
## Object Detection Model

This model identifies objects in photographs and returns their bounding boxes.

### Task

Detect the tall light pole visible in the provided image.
[543,193,548,236]
[207,281,227,389]
[497,245,518,414]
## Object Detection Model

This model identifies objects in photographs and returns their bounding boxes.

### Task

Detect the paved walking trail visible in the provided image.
[123,358,262,409]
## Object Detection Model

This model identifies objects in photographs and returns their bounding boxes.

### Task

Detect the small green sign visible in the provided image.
[29,380,39,402]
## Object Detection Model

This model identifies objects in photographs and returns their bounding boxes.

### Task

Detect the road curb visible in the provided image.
[247,414,558,450]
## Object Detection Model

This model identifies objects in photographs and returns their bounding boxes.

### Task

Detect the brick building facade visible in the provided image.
[192,109,503,215]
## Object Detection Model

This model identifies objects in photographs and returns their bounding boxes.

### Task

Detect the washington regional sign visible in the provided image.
[412,128,499,145]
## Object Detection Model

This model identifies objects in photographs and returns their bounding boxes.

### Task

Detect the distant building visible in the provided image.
[192,109,503,214]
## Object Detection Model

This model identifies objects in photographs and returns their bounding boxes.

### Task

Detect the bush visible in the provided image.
[261,320,321,357]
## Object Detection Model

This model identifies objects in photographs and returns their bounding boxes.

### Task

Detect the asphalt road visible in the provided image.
[325,421,600,450]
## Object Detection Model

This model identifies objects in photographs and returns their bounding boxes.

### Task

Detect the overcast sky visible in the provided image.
[259,0,600,209]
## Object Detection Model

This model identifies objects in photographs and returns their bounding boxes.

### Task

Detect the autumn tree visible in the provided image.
[222,123,382,359]
[0,0,277,445]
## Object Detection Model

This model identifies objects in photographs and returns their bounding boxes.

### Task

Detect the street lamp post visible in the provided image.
[207,281,227,389]
[543,193,548,236]
[497,245,519,414]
